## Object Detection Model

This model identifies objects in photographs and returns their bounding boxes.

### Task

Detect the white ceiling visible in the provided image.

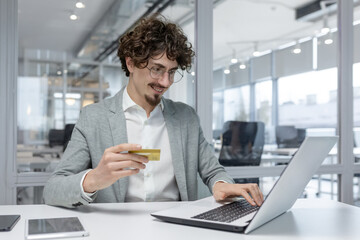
[18,0,115,54]
[211,0,340,66]
[18,0,355,65]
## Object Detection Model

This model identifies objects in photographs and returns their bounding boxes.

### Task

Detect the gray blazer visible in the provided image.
[43,87,234,208]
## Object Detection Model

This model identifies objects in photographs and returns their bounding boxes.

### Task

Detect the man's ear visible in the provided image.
[125,57,134,73]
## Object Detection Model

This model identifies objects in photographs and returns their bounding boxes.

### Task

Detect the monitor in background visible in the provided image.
[276,125,306,148]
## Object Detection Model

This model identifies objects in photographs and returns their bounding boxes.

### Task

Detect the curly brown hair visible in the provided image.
[117,14,195,77]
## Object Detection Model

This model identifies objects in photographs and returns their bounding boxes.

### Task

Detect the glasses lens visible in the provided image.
[150,68,163,78]
[173,71,183,83]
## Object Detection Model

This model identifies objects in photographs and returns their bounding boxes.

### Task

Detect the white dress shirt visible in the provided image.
[123,88,179,202]
[81,87,180,202]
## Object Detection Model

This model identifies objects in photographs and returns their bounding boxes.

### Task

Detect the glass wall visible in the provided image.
[10,0,359,205]
[355,26,360,203]
[354,174,360,207]
[17,186,44,205]
[255,80,273,142]
[103,65,127,98]
[354,4,360,207]
[163,1,196,107]
[16,59,113,174]
[213,0,342,201]
[14,0,196,204]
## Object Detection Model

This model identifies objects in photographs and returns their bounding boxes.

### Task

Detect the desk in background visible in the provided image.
[17,145,62,173]
[264,146,360,158]
[1,199,360,240]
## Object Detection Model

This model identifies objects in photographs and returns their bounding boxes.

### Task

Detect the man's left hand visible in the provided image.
[212,182,264,206]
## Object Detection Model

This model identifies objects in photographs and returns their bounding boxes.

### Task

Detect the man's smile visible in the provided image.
[149,84,165,94]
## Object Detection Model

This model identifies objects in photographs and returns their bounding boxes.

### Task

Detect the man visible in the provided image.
[43,15,263,208]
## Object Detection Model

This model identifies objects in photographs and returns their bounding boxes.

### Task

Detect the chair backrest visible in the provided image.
[63,124,75,151]
[218,121,265,166]
[296,128,306,145]
[48,129,65,148]
[276,125,299,148]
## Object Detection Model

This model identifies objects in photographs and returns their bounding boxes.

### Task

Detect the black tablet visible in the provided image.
[0,215,21,231]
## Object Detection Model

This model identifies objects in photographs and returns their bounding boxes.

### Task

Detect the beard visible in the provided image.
[145,83,164,106]
[145,93,161,106]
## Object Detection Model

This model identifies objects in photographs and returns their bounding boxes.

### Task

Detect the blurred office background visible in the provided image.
[1,0,360,206]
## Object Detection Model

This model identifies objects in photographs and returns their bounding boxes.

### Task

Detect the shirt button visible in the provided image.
[145,173,150,178]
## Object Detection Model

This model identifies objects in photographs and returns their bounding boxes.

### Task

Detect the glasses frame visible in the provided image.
[146,66,184,83]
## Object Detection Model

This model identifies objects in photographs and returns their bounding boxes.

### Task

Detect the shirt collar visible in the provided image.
[123,86,164,112]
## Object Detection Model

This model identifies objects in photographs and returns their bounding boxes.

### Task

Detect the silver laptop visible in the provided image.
[151,136,338,234]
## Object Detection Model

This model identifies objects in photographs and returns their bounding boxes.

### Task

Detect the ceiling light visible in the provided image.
[321,26,330,34]
[231,49,238,63]
[66,98,76,106]
[293,48,301,54]
[70,13,78,20]
[191,71,195,76]
[253,43,260,57]
[26,105,31,116]
[54,93,63,98]
[224,66,230,74]
[239,63,246,70]
[66,93,81,99]
[82,99,94,107]
[57,70,62,75]
[324,38,333,45]
[321,16,330,34]
[292,41,302,54]
[75,1,86,8]
[324,32,333,45]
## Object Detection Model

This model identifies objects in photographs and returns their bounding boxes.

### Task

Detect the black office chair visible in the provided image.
[63,124,75,151]
[218,121,265,185]
[48,129,65,148]
[296,128,306,145]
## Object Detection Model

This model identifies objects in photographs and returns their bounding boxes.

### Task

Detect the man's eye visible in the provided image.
[169,70,176,75]
[152,67,163,73]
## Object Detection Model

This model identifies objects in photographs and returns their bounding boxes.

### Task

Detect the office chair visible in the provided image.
[48,129,65,148]
[63,124,75,151]
[218,121,265,185]
[296,128,306,145]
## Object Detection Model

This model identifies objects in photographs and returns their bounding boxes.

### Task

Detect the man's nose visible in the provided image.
[158,72,172,87]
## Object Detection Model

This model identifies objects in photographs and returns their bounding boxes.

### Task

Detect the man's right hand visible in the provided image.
[83,143,148,193]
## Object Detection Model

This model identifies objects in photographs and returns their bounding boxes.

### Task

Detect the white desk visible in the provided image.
[264,147,360,158]
[1,199,360,240]
[263,148,298,156]
[260,153,292,165]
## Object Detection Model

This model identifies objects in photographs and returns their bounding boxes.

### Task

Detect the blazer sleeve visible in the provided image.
[43,107,97,208]
[194,110,235,192]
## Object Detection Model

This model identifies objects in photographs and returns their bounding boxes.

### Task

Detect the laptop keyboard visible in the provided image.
[191,199,259,223]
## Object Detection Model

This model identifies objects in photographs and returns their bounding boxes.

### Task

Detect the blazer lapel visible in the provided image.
[163,100,188,201]
[107,87,129,202]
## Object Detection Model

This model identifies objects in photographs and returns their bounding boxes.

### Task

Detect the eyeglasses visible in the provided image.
[146,66,183,83]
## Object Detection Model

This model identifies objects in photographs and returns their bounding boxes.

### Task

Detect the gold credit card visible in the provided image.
[129,149,160,161]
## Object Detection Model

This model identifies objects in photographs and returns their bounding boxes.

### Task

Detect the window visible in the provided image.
[278,69,337,128]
